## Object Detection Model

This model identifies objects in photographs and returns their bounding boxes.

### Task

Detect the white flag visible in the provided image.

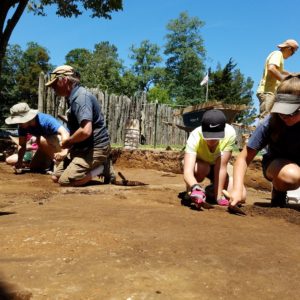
[200,74,209,86]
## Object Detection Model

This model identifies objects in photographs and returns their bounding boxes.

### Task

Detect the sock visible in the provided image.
[90,165,104,177]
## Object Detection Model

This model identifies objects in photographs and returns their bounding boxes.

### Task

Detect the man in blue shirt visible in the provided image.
[45,65,115,186]
[5,102,69,172]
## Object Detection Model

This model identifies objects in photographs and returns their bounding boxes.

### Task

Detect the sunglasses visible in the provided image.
[279,109,300,118]
[49,72,68,81]
[288,47,297,55]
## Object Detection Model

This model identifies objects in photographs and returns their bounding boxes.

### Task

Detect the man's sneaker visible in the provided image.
[271,188,287,208]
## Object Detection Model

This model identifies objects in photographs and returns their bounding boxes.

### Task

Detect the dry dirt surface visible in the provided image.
[0,149,300,300]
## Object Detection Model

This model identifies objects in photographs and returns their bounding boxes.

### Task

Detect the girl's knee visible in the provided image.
[281,166,300,185]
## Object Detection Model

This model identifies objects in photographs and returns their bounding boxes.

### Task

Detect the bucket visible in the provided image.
[124,119,140,150]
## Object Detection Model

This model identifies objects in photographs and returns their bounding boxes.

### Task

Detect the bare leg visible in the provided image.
[266,159,300,191]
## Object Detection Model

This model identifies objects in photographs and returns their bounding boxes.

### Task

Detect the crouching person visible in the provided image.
[5,103,69,173]
[183,109,246,209]
[230,74,300,208]
[45,65,115,186]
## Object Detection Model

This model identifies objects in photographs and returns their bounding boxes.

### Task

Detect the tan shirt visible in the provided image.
[257,50,284,94]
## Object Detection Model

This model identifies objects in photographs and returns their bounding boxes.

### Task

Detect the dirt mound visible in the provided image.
[112,148,271,191]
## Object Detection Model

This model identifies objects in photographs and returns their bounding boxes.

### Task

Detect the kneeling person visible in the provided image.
[46,65,114,186]
[5,103,69,173]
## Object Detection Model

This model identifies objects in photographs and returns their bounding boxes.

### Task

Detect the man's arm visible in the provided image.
[57,125,70,143]
[214,151,232,200]
[230,146,258,206]
[53,126,70,161]
[61,120,92,149]
[268,64,286,81]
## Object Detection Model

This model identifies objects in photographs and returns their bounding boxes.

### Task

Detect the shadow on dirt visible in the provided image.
[177,191,216,211]
[0,279,32,300]
[244,202,300,225]
[178,191,300,225]
[0,212,15,217]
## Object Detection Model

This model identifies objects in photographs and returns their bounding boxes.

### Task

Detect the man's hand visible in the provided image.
[54,149,68,162]
[61,138,72,149]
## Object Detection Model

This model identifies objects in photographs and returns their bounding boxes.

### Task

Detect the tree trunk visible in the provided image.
[0,1,28,86]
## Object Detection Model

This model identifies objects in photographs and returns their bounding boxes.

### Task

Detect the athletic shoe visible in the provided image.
[217,196,229,206]
[271,188,287,208]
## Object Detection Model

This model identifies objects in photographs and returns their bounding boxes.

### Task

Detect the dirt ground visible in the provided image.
[0,149,300,300]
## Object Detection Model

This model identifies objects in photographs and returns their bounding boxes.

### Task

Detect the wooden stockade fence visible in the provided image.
[38,73,187,147]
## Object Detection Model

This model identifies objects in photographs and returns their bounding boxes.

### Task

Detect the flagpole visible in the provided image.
[200,70,210,102]
[205,79,208,102]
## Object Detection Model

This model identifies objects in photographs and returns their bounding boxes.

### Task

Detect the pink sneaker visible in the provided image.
[190,188,206,209]
[217,196,229,206]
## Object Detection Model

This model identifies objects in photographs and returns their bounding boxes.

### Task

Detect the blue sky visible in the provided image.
[8,0,300,110]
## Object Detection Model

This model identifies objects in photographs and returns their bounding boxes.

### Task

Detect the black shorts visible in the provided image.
[261,154,273,181]
[262,154,300,181]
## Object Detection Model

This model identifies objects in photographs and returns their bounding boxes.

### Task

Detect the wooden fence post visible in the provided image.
[154,100,158,148]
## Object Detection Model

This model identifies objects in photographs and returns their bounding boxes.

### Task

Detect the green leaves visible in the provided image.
[208,58,256,123]
[28,0,123,19]
[164,12,206,105]
[129,40,163,92]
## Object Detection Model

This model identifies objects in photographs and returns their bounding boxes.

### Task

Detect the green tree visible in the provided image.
[147,85,171,104]
[82,42,124,94]
[119,70,139,97]
[164,12,206,106]
[209,58,256,124]
[0,42,51,123]
[65,48,92,76]
[129,40,163,92]
[0,0,123,84]
[0,44,23,122]
[16,42,52,107]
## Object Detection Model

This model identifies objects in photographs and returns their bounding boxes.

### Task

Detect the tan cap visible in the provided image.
[45,65,75,87]
[277,39,299,50]
[5,103,38,125]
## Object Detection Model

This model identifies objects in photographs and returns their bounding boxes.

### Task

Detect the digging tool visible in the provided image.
[222,189,246,216]
[13,167,31,174]
[113,172,148,186]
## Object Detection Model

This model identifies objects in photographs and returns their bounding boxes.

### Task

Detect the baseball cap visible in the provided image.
[201,109,226,140]
[45,65,75,87]
[271,94,300,115]
[5,103,38,125]
[277,39,299,50]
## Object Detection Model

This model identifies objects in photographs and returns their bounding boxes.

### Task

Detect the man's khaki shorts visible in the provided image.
[256,92,275,115]
[54,146,110,185]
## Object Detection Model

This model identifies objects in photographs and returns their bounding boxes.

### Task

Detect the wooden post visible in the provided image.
[153,100,158,148]
[38,72,44,112]
[124,119,140,149]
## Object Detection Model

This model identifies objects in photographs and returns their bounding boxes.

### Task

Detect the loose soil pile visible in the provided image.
[0,149,299,299]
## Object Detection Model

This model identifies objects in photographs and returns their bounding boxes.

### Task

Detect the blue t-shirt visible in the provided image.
[248,115,300,164]
[67,85,110,149]
[18,113,62,137]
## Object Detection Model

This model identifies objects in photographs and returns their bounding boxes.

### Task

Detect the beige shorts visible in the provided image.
[54,146,110,185]
[256,92,275,115]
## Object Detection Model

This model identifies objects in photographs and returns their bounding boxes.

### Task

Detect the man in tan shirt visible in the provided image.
[257,39,298,116]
